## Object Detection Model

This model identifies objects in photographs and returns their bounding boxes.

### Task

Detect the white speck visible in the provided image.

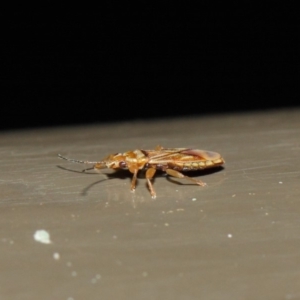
[53,252,60,260]
[232,194,236,197]
[265,212,269,216]
[227,234,232,238]
[91,274,101,283]
[71,271,77,277]
[33,230,52,244]
[115,260,123,266]
[164,223,169,226]
[142,271,148,277]
[279,181,283,184]
[192,198,197,201]
[67,297,74,300]
[113,235,117,239]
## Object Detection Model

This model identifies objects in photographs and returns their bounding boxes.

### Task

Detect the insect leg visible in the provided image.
[82,167,97,173]
[165,169,207,187]
[146,168,157,198]
[130,169,138,192]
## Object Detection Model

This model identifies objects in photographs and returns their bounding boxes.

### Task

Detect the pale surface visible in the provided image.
[1,109,300,300]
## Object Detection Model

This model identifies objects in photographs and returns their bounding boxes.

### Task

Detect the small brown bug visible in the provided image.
[58,145,224,198]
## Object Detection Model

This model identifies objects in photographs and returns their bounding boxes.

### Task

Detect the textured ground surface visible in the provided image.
[1,109,300,300]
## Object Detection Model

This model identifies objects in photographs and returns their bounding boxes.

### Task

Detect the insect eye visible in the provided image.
[119,161,127,168]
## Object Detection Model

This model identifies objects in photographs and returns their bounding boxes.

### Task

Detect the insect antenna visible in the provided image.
[58,154,99,165]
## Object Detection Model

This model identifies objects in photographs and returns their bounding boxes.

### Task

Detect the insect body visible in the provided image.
[58,145,224,198]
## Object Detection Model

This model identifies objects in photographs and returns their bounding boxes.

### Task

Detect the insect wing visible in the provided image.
[146,148,224,169]
[179,149,223,161]
[144,148,187,163]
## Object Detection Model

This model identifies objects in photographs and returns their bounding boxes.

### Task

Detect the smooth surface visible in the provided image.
[1,109,300,300]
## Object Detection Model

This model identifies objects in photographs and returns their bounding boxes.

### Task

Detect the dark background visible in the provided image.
[3,6,298,130]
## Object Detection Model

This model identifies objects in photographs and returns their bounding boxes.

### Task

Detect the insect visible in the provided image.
[58,145,224,198]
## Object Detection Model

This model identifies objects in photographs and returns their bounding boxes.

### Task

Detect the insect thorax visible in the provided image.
[103,150,149,170]
[124,150,149,169]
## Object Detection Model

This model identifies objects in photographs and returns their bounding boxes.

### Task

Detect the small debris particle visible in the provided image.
[164,223,169,227]
[232,194,236,197]
[142,271,148,277]
[33,230,52,244]
[53,252,60,260]
[279,181,283,184]
[66,262,72,267]
[115,260,123,266]
[192,198,197,201]
[227,234,233,238]
[71,271,77,277]
[90,274,101,284]
[176,208,185,212]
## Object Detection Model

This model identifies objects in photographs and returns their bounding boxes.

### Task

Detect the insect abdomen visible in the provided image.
[168,158,224,171]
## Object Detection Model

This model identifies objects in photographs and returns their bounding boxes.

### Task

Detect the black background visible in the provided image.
[3,6,298,130]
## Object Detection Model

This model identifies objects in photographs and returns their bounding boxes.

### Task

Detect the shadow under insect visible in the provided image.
[57,164,224,196]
